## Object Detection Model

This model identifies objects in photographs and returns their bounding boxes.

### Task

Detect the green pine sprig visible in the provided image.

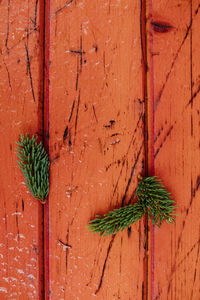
[135,176,176,227]
[88,176,177,236]
[16,134,49,204]
[88,203,145,236]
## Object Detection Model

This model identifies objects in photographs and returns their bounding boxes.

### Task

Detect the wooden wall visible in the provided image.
[0,0,200,299]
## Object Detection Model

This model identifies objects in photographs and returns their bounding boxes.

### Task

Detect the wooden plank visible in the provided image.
[0,1,44,298]
[48,0,145,298]
[148,1,200,299]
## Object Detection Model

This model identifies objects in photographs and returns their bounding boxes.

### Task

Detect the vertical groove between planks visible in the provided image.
[142,0,155,299]
[44,0,50,298]
[39,1,46,298]
[40,0,50,298]
[141,0,149,299]
[146,0,155,298]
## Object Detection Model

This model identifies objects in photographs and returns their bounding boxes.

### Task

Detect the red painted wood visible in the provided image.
[48,0,145,298]
[2,1,200,299]
[148,1,200,299]
[0,0,45,299]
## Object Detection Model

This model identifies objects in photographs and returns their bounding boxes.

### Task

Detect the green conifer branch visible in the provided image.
[88,203,145,236]
[136,176,177,226]
[88,176,177,236]
[16,134,49,204]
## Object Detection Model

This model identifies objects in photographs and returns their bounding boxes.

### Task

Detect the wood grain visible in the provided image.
[148,0,200,299]
[48,0,145,298]
[0,0,44,298]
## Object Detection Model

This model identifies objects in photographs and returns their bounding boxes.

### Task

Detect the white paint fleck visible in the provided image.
[18,234,25,239]
[6,233,13,238]
[9,292,17,297]
[29,284,35,289]
[31,258,37,262]
[13,236,18,242]
[10,277,17,282]
[12,212,22,216]
[16,247,23,252]
[17,269,24,274]
[110,139,120,145]
[0,287,7,293]
[13,256,19,262]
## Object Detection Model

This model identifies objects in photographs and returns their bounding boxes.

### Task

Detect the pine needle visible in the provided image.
[16,134,49,204]
[135,176,176,227]
[88,203,145,236]
[88,176,177,236]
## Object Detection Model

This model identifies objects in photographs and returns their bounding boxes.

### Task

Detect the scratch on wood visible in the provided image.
[80,31,83,72]
[76,68,79,91]
[154,125,174,158]
[103,51,106,73]
[95,236,115,294]
[92,105,98,123]
[156,18,193,107]
[58,232,71,274]
[5,0,10,53]
[191,175,200,199]
[34,0,38,29]
[68,128,72,149]
[68,100,75,123]
[50,153,60,163]
[58,239,71,249]
[167,234,200,296]
[140,0,145,66]
[142,281,144,300]
[25,44,36,102]
[75,90,81,135]
[127,226,132,238]
[4,61,12,90]
[22,199,24,211]
[121,143,143,206]
[52,0,74,16]
[104,120,115,128]
[186,84,200,107]
[151,21,174,33]
[63,126,68,142]
[195,3,200,15]
[112,113,143,197]
[15,202,19,235]
[154,125,164,143]
[190,227,200,299]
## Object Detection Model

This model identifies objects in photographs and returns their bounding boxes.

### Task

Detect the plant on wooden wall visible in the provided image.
[16,134,49,204]
[88,176,177,236]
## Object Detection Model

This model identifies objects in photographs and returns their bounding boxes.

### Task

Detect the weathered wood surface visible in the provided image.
[148,1,200,299]
[1,0,200,299]
[0,1,44,299]
[48,0,145,298]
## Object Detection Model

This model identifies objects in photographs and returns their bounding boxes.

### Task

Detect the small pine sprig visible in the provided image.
[135,176,176,227]
[88,176,177,236]
[16,134,49,204]
[88,203,145,236]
